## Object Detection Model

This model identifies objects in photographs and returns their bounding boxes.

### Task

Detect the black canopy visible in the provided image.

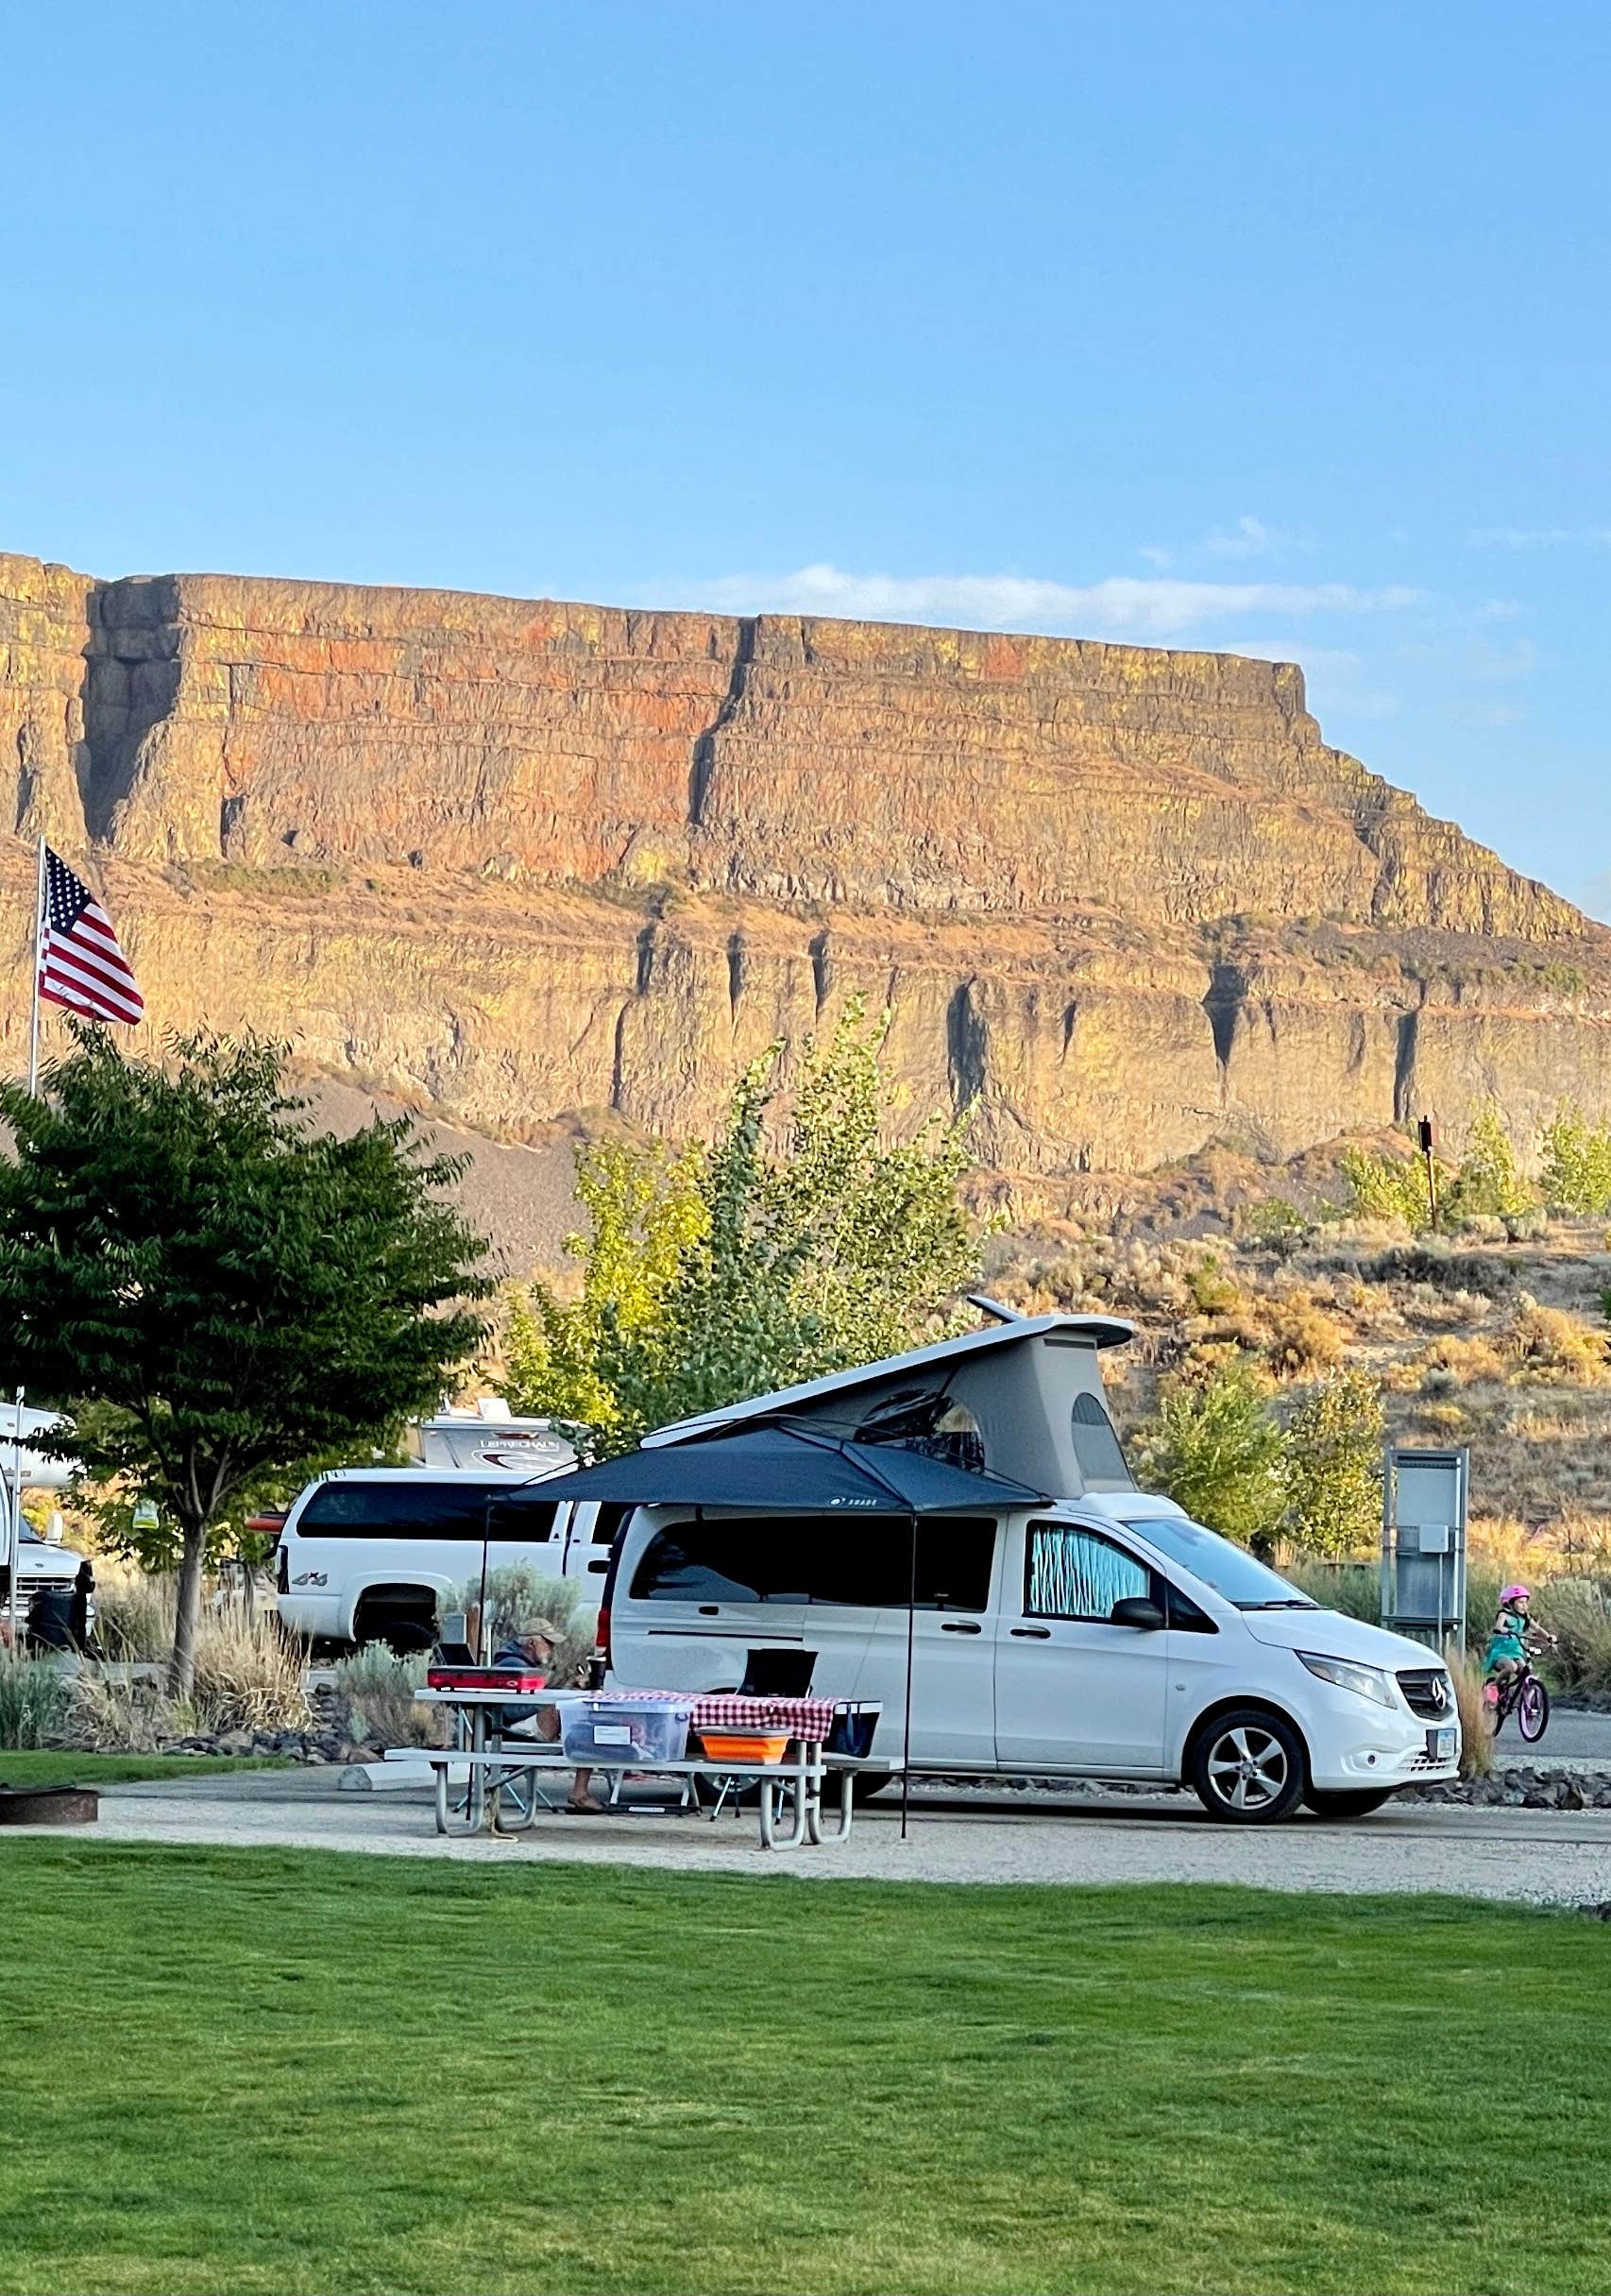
[492,1422,1048,1518]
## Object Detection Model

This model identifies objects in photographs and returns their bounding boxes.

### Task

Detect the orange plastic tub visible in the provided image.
[698,1730,790,1765]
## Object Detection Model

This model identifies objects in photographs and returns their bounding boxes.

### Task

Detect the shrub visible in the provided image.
[1448,1103,1534,1222]
[1240,1197,1307,1249]
[1501,1300,1607,1385]
[0,1653,72,1749]
[444,1564,595,1685]
[1537,1577,1611,1698]
[1134,1357,1283,1551]
[1184,1251,1242,1318]
[1465,1562,1505,1656]
[1280,1557,1380,1622]
[1340,1144,1441,1232]
[1262,1294,1347,1380]
[331,1648,440,1749]
[1542,1102,1611,1216]
[1280,1369,1385,1559]
[1358,1243,1512,1298]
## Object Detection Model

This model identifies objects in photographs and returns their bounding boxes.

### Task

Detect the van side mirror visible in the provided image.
[1110,1596,1164,1631]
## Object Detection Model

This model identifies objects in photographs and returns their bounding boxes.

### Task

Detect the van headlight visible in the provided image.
[1297,1652,1396,1709]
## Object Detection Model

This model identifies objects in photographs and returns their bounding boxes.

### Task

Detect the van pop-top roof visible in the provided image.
[644,1311,1137,1499]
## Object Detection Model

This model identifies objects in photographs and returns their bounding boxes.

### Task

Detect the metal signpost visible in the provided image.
[1381,1445,1469,1650]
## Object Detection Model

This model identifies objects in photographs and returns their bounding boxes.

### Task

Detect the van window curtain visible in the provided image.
[1027,1525,1148,1621]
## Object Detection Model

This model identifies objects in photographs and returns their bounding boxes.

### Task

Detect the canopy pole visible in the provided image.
[5,1387,22,1657]
[476,1493,493,1664]
[899,1508,916,1842]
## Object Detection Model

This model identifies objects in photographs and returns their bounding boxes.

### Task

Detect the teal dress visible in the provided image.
[1484,1607,1528,1677]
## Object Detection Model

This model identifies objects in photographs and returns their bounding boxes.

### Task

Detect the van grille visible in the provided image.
[1397,1667,1454,1721]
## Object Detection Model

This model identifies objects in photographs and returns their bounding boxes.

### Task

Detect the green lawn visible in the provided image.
[0,1847,1606,2296]
[0,1751,290,1786]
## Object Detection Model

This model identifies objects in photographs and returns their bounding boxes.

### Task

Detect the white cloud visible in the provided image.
[678,563,1424,642]
[1138,514,1303,569]
[1468,525,1611,549]
[1202,515,1293,560]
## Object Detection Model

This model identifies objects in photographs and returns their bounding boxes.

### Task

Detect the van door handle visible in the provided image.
[1010,1626,1051,1640]
[697,1605,720,1616]
[940,1620,981,1634]
[587,1559,608,1573]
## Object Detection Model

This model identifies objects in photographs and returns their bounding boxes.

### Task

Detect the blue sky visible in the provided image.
[3,3,1608,912]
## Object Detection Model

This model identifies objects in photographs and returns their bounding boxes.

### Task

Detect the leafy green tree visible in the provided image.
[1279,1368,1385,1558]
[1339,1142,1444,1232]
[0,1029,491,1692]
[1448,1103,1533,1220]
[1542,1101,1611,1216]
[504,999,980,1454]
[1134,1355,1284,1552]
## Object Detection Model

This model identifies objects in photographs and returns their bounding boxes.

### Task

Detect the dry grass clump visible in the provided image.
[1442,1641,1494,1778]
[69,1671,174,1751]
[191,1602,311,1734]
[93,1561,176,1663]
[69,1600,312,1747]
[1411,1401,1470,1437]
[1416,1335,1507,1391]
[1501,1299,1608,1385]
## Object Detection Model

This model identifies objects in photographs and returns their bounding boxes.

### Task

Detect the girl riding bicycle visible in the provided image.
[1483,1584,1555,1709]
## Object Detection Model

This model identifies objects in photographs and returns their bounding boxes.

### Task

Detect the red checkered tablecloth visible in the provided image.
[602,1689,849,1741]
[689,1692,841,1741]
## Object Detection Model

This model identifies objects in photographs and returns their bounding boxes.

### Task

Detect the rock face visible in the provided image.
[3,546,1610,1250]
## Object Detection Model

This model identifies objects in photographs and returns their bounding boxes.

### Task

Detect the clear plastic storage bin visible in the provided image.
[559,1696,693,1765]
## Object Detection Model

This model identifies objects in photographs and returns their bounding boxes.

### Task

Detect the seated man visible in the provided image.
[492,1616,604,1815]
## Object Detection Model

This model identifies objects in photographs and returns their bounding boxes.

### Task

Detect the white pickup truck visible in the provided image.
[272,1411,615,1651]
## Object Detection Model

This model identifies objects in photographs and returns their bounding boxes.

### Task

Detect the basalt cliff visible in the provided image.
[3,547,1608,1261]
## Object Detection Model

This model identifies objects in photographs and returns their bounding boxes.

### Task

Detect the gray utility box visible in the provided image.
[1381,1447,1469,1650]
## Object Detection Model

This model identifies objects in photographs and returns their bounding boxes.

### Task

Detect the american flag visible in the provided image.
[38,847,144,1026]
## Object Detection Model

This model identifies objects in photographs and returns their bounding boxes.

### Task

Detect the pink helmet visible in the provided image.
[1501,1584,1531,1605]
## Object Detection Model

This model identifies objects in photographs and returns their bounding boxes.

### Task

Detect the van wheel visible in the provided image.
[1189,1709,1307,1825]
[1303,1787,1397,1820]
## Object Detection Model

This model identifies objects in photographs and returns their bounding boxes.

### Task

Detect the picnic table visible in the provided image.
[412,1686,890,1850]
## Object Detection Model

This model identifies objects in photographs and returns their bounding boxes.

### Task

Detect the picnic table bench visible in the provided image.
[412,1687,891,1851]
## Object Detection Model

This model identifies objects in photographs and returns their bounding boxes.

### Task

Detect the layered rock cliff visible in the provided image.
[4,546,1609,1258]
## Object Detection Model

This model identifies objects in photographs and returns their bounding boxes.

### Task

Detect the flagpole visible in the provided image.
[27,835,44,1096]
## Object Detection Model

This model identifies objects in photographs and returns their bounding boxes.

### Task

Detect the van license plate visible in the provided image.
[1428,1727,1456,1763]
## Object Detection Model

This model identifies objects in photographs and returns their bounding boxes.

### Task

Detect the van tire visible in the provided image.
[1188,1707,1307,1825]
[1302,1787,1397,1820]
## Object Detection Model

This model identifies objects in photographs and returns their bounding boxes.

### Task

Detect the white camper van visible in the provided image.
[602,1315,1460,1823]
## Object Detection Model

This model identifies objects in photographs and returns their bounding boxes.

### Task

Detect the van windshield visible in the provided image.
[1125,1517,1317,1610]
